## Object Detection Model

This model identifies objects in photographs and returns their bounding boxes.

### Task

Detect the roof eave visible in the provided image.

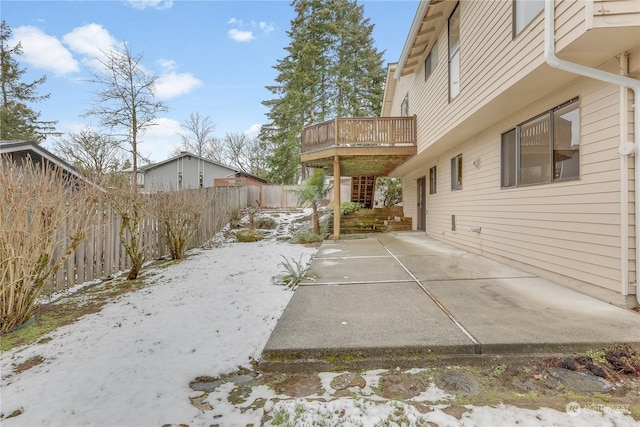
[394,0,431,80]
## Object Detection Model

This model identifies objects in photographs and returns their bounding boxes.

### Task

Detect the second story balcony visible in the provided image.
[301,116,417,176]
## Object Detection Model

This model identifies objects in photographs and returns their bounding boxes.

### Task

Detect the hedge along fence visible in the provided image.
[44,186,253,296]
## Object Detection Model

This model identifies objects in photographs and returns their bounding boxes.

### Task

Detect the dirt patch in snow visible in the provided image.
[189,347,640,422]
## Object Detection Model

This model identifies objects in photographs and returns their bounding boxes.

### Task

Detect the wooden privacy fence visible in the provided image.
[45,186,252,296]
[261,185,299,208]
[259,182,353,208]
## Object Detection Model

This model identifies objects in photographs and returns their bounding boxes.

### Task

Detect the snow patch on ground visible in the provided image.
[1,210,638,426]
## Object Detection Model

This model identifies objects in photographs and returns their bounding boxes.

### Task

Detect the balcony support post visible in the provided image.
[333,155,341,240]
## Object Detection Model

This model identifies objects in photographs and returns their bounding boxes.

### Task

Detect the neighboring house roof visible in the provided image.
[124,151,268,183]
[0,140,84,180]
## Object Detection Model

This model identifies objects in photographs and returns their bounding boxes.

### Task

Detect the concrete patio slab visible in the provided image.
[306,256,412,284]
[315,238,390,258]
[262,232,640,371]
[426,277,640,354]
[399,253,535,281]
[263,282,476,359]
[377,233,468,257]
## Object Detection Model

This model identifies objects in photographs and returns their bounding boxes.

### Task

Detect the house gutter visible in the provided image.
[544,0,640,304]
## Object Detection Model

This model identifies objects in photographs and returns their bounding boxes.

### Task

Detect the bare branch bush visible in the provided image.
[104,174,151,280]
[155,189,206,260]
[0,157,99,333]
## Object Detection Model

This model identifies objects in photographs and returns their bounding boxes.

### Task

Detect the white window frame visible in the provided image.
[448,5,460,102]
[513,0,544,36]
[451,154,462,191]
[501,98,580,188]
[401,94,409,117]
[429,165,437,194]
[425,40,438,81]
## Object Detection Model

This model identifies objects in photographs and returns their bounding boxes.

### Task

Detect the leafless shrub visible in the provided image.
[104,173,151,280]
[0,157,99,333]
[155,189,206,260]
[246,201,261,230]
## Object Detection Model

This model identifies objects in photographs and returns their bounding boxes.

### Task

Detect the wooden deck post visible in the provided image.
[333,155,341,240]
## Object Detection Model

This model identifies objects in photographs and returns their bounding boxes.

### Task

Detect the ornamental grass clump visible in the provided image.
[0,157,99,333]
[276,255,312,289]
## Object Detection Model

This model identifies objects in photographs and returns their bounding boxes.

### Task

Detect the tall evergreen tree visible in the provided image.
[0,21,59,142]
[260,0,385,184]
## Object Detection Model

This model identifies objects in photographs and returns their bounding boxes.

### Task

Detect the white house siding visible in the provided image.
[592,0,640,28]
[410,79,626,299]
[389,1,639,303]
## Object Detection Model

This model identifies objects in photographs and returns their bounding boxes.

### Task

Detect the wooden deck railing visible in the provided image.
[302,116,417,152]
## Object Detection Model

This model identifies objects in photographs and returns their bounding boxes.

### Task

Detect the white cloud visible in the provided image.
[140,117,182,162]
[125,0,173,10]
[62,24,120,70]
[228,28,254,43]
[244,123,262,137]
[155,72,202,100]
[257,21,275,34]
[157,58,176,72]
[11,26,79,76]
[227,17,274,42]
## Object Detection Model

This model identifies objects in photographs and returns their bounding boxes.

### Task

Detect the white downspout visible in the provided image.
[544,0,640,304]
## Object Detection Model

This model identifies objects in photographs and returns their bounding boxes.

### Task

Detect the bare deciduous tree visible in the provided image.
[85,44,167,192]
[175,112,224,162]
[85,44,167,280]
[52,127,124,180]
[223,132,268,176]
[0,157,99,333]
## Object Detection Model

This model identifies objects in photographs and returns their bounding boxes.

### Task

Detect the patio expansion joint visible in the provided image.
[377,238,483,355]
[314,255,393,260]
[300,279,416,286]
[418,276,535,283]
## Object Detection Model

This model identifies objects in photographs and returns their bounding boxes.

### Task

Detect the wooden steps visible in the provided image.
[329,206,412,235]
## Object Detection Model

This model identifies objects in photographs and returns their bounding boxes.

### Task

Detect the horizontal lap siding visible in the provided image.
[555,0,586,50]
[425,80,623,293]
[593,0,640,27]
[390,1,631,294]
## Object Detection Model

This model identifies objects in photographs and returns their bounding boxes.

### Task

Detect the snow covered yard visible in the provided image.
[1,210,317,426]
[1,210,638,426]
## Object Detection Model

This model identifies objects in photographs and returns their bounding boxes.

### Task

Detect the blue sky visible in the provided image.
[3,0,418,162]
